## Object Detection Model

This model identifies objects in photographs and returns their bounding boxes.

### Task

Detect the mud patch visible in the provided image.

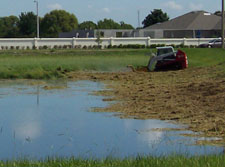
[66,66,225,144]
[42,85,67,90]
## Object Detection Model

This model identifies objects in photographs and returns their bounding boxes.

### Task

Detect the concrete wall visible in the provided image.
[164,30,194,38]
[163,30,221,38]
[59,30,95,38]
[136,29,164,38]
[94,30,134,38]
[0,37,215,50]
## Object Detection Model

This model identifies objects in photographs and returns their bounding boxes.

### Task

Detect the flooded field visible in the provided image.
[0,80,223,160]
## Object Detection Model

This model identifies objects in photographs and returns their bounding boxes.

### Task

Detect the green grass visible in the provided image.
[1,155,225,167]
[184,48,225,67]
[0,49,149,79]
[0,48,225,79]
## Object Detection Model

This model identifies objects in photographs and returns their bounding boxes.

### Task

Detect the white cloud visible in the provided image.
[15,121,41,141]
[189,3,203,11]
[13,109,42,141]
[124,120,164,146]
[88,5,93,9]
[163,1,183,10]
[47,3,63,10]
[103,7,110,13]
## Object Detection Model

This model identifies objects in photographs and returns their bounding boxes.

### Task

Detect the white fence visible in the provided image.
[0,37,213,50]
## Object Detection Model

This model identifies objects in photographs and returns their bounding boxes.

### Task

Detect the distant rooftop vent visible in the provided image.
[204,13,211,16]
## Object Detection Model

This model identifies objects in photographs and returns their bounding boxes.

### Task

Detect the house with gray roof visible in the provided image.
[143,11,223,38]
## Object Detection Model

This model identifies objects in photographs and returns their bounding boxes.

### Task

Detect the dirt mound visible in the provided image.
[127,65,149,72]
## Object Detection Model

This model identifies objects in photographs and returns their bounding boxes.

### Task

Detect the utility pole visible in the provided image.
[138,10,140,28]
[34,0,39,38]
[222,0,224,48]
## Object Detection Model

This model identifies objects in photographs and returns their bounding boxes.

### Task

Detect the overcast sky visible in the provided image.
[0,0,221,27]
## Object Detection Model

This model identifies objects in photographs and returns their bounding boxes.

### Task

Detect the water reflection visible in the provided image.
[124,120,165,145]
[37,85,40,106]
[0,80,223,160]
[13,110,41,141]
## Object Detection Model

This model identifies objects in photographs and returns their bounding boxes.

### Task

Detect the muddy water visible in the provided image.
[0,80,223,160]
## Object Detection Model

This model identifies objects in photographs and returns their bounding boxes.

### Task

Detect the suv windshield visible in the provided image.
[157,48,174,56]
[209,39,221,43]
[209,39,217,43]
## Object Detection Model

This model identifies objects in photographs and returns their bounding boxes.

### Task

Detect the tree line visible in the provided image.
[0,10,135,38]
[1,8,222,38]
[0,9,173,38]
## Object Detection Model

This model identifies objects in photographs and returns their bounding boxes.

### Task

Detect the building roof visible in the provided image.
[145,11,222,30]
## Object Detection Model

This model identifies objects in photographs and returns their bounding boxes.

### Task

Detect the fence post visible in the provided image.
[110,37,114,46]
[147,37,151,47]
[72,37,76,48]
[183,38,187,46]
[34,38,38,49]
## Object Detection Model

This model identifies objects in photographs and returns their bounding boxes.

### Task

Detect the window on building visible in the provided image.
[100,32,104,37]
[116,32,123,37]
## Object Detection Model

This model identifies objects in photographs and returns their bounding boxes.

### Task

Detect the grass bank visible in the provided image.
[1,155,225,167]
[0,48,225,79]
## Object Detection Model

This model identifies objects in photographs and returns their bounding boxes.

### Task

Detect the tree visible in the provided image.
[214,11,222,16]
[142,9,169,28]
[120,21,134,29]
[79,21,97,30]
[97,18,121,29]
[95,30,102,48]
[0,16,19,37]
[41,10,78,37]
[17,12,37,37]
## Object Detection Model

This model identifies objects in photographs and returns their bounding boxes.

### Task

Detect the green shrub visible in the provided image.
[150,44,157,48]
[108,45,112,49]
[118,44,123,48]
[43,45,48,49]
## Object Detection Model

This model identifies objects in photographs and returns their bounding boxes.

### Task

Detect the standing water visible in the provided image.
[0,80,223,160]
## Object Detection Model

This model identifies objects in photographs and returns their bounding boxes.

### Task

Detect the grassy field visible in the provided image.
[1,155,225,167]
[0,49,149,79]
[0,48,225,79]
[0,48,225,166]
